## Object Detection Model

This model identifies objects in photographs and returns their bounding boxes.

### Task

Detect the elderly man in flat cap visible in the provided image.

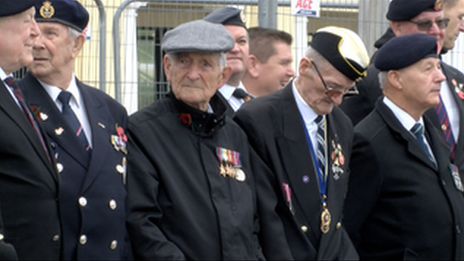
[126,19,267,260]
[204,7,252,115]
[17,0,132,260]
[0,1,63,260]
[344,33,464,260]
[234,26,370,260]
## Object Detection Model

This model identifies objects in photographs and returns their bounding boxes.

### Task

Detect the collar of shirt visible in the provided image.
[292,80,321,152]
[39,74,82,111]
[383,96,424,133]
[218,81,249,111]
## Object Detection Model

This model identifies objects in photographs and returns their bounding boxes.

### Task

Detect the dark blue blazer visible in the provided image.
[19,73,132,260]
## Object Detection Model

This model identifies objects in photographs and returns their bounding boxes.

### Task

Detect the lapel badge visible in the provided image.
[98,122,106,129]
[116,157,127,184]
[330,140,345,180]
[55,127,64,136]
[216,147,246,182]
[452,79,464,100]
[31,106,48,121]
[111,124,127,154]
[282,182,295,215]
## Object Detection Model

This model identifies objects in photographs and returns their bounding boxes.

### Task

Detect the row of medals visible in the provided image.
[219,161,245,182]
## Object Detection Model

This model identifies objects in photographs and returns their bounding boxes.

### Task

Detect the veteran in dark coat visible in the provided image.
[0,1,62,260]
[126,20,265,260]
[18,0,131,259]
[344,34,464,260]
[234,26,370,260]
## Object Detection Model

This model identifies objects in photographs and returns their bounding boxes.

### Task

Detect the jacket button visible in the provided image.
[56,163,64,173]
[301,225,308,233]
[109,199,117,210]
[336,222,341,229]
[79,235,87,245]
[0,234,4,241]
[52,235,60,241]
[79,197,87,207]
[109,240,118,250]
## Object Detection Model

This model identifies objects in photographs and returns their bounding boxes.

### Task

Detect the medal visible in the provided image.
[320,202,331,234]
[236,167,246,182]
[219,161,227,177]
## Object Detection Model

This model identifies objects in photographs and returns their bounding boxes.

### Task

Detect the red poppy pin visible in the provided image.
[453,79,464,100]
[179,113,192,126]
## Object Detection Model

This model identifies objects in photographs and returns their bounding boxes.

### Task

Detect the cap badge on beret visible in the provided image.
[240,10,246,24]
[39,1,54,19]
[434,0,443,11]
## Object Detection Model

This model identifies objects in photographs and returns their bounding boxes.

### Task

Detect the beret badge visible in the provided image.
[434,0,443,11]
[39,1,55,19]
[240,10,246,23]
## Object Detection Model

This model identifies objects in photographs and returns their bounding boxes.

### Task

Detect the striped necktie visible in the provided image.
[434,96,456,160]
[58,91,91,152]
[315,115,326,181]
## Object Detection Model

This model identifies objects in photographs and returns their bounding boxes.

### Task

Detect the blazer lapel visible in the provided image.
[275,85,321,240]
[377,100,437,170]
[1,79,57,177]
[19,74,90,169]
[78,81,115,193]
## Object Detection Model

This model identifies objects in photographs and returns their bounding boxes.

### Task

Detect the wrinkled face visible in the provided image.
[398,57,445,110]
[296,57,355,115]
[256,41,294,94]
[393,11,446,51]
[0,7,40,74]
[164,52,229,111]
[224,25,249,76]
[443,0,464,50]
[28,22,79,80]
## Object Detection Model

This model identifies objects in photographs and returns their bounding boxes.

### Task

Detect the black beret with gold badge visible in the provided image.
[35,0,89,32]
[387,0,443,21]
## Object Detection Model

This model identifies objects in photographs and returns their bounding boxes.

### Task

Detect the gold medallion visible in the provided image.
[219,162,227,177]
[320,205,331,234]
[40,1,55,19]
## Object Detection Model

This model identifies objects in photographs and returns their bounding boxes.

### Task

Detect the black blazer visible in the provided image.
[19,73,132,260]
[234,82,358,260]
[344,99,464,260]
[0,79,61,260]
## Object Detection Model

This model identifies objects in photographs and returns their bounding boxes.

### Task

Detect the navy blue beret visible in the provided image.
[35,0,89,32]
[162,20,234,54]
[387,0,442,21]
[375,34,439,71]
[0,0,36,17]
[203,7,246,28]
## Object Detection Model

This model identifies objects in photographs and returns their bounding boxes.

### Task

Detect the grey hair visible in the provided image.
[378,71,388,89]
[68,26,82,39]
[305,45,329,71]
[167,52,227,71]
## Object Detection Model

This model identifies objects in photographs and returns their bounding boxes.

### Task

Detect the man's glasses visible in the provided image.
[408,18,450,31]
[311,61,358,97]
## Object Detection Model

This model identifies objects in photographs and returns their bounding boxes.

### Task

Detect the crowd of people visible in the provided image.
[0,0,464,260]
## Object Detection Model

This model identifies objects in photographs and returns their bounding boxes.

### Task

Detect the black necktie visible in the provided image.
[5,77,50,159]
[232,88,253,102]
[58,91,91,152]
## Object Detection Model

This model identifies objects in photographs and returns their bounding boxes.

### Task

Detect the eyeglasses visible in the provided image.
[311,61,358,97]
[408,18,450,31]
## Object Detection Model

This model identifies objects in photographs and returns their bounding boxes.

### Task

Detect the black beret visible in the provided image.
[35,0,89,32]
[162,20,234,54]
[310,26,370,81]
[203,7,246,28]
[0,0,36,17]
[387,0,443,21]
[375,34,439,71]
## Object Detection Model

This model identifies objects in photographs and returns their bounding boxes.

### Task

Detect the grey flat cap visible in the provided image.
[162,20,235,54]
